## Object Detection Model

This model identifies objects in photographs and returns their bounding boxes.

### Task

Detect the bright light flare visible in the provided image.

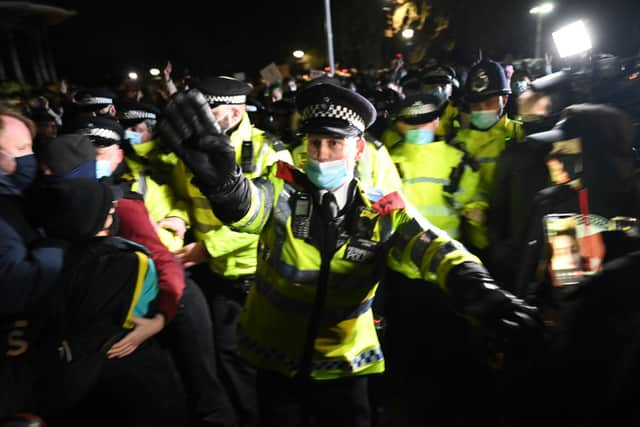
[552,20,592,58]
[530,3,554,15]
[401,28,414,40]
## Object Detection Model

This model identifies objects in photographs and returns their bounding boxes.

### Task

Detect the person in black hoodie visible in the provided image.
[497,104,640,426]
[29,177,187,427]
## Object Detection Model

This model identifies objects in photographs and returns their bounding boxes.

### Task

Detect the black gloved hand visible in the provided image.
[448,262,545,346]
[157,89,237,192]
[468,285,543,345]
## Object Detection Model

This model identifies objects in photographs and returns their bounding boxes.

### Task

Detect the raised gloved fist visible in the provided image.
[158,89,237,191]
[158,89,225,155]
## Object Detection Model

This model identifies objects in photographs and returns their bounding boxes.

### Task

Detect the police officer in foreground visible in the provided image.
[158,83,540,427]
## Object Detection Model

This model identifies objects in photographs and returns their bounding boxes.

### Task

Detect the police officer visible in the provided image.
[385,81,498,427]
[389,89,480,240]
[455,59,524,251]
[171,76,292,427]
[158,83,540,427]
[117,100,190,252]
[421,64,461,141]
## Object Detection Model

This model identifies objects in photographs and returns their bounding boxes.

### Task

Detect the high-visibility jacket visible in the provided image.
[175,113,292,278]
[455,115,523,197]
[454,115,523,248]
[124,139,190,252]
[291,136,403,200]
[380,122,404,150]
[435,102,461,141]
[390,140,480,240]
[231,161,481,380]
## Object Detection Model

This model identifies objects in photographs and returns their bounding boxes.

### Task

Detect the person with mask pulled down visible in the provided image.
[157,83,541,427]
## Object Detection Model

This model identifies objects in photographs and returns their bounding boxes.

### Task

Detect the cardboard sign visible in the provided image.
[260,63,283,85]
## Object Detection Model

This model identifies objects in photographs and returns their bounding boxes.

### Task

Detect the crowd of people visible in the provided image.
[1,51,640,427]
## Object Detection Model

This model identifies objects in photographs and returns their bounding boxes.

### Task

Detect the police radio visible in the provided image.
[241,141,255,173]
[292,193,312,239]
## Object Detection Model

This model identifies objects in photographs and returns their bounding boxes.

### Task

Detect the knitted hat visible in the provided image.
[32,178,119,241]
[38,134,97,178]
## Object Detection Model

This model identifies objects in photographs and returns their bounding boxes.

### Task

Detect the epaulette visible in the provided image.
[263,131,287,152]
[372,191,405,216]
[365,135,384,150]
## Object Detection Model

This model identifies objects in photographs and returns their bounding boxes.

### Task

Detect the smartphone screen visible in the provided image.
[544,213,607,287]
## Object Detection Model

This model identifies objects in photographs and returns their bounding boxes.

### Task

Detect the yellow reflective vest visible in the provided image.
[390,140,480,240]
[125,139,190,252]
[231,161,481,380]
[435,102,461,141]
[380,122,404,150]
[176,113,293,278]
[454,115,523,248]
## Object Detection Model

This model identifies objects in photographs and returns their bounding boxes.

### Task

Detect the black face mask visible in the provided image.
[9,154,38,191]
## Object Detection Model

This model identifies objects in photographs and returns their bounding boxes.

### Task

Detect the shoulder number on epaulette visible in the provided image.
[372,191,405,216]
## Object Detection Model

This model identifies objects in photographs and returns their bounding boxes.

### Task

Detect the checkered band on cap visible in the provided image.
[76,96,113,105]
[80,127,122,142]
[399,101,438,118]
[204,94,246,105]
[301,103,366,132]
[122,110,157,120]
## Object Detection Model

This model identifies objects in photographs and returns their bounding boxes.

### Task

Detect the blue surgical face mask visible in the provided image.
[404,128,435,145]
[10,154,37,191]
[511,80,529,96]
[96,159,112,178]
[470,110,500,130]
[125,130,143,145]
[304,158,349,190]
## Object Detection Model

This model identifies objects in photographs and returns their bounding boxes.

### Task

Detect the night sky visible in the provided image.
[35,0,640,86]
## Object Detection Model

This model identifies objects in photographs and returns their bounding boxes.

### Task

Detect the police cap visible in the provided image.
[195,76,252,108]
[74,87,116,112]
[465,59,511,103]
[394,91,446,125]
[422,64,457,86]
[116,99,160,128]
[296,82,376,138]
[73,116,125,147]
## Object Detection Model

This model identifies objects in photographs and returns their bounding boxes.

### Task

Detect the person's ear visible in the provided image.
[231,105,244,124]
[354,136,366,161]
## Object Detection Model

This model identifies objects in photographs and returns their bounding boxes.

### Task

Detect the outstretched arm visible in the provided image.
[157,89,251,223]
